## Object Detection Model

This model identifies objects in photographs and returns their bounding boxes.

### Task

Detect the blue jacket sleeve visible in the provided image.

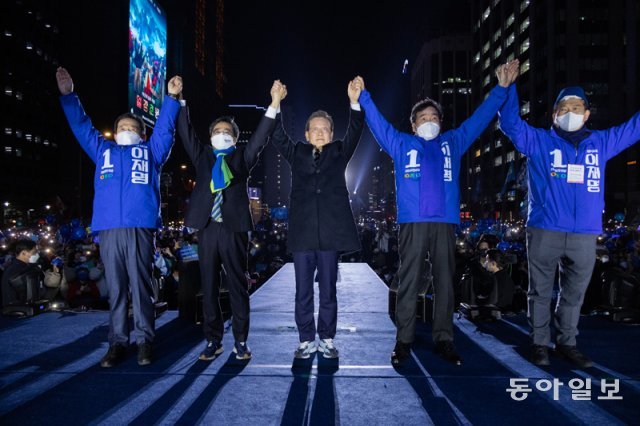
[601,111,640,160]
[497,84,536,156]
[149,96,180,166]
[453,85,507,153]
[358,90,403,160]
[59,93,105,164]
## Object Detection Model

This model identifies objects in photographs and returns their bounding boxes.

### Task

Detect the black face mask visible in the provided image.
[478,249,488,257]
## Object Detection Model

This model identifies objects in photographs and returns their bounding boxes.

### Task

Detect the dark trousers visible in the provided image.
[198,221,250,343]
[99,228,155,346]
[293,250,339,342]
[396,222,456,344]
[526,227,597,346]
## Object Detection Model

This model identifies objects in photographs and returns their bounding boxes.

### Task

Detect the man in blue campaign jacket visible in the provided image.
[499,71,640,368]
[57,67,181,368]
[355,61,518,366]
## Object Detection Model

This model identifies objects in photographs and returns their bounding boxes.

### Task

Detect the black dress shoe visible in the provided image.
[391,341,411,366]
[137,342,153,366]
[100,344,127,368]
[434,341,463,366]
[530,345,550,366]
[555,345,593,368]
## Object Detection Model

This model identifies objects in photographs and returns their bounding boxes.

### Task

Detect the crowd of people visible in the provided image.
[3,215,638,316]
[0,216,291,312]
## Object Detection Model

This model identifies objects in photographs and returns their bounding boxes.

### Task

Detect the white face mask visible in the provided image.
[115,130,142,146]
[29,253,40,264]
[210,133,235,150]
[416,122,440,140]
[554,112,585,132]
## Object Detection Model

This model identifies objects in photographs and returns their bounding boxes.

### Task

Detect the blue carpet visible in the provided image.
[0,263,637,425]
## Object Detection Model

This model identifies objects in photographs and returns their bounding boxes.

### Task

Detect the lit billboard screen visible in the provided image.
[128,0,167,126]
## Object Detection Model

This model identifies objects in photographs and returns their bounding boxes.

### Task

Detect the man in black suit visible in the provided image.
[177,80,286,361]
[1,239,42,309]
[271,79,364,359]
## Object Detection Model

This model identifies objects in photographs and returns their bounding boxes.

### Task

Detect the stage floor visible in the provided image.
[0,263,638,425]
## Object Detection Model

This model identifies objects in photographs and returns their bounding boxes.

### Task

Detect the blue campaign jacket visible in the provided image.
[60,93,180,231]
[499,84,640,234]
[359,86,507,224]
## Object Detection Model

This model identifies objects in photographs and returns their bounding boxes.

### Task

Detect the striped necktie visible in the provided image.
[211,192,223,222]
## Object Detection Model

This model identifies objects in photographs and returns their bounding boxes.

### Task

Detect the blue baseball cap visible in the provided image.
[554,86,589,109]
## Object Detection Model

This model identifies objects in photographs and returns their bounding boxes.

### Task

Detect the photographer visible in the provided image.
[1,239,44,308]
[462,235,498,303]
[482,249,515,312]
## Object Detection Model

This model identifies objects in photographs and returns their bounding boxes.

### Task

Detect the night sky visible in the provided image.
[224,0,471,193]
[225,1,470,130]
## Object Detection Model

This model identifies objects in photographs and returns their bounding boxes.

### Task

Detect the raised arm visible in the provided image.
[244,80,285,168]
[340,78,365,160]
[355,76,404,159]
[269,84,295,164]
[149,75,182,166]
[497,62,541,157]
[453,61,516,153]
[57,67,105,163]
[601,111,640,160]
[271,116,296,164]
[176,90,205,165]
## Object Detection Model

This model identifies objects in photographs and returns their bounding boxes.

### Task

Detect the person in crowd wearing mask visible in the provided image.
[463,236,499,306]
[270,79,364,360]
[354,61,518,367]
[176,79,286,361]
[498,68,640,368]
[1,239,43,308]
[57,67,182,367]
[482,249,515,312]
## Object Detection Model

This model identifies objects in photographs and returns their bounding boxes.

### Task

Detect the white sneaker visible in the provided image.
[318,338,339,359]
[294,341,317,359]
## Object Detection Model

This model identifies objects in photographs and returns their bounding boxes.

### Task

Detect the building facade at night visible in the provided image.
[1,1,70,225]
